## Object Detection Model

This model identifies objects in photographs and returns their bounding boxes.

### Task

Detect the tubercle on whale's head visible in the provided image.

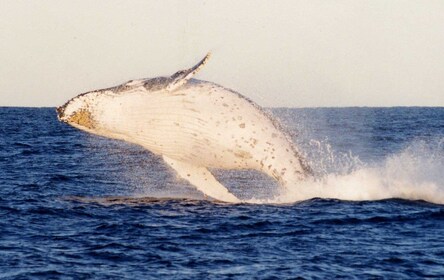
[56,92,97,130]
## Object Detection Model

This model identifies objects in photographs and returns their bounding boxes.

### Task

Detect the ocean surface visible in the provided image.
[1,107,443,279]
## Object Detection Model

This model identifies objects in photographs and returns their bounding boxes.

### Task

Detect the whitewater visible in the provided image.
[264,138,444,204]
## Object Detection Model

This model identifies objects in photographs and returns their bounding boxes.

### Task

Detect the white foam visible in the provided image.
[247,139,444,205]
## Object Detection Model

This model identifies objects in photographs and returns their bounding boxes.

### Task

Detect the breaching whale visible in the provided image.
[57,53,312,202]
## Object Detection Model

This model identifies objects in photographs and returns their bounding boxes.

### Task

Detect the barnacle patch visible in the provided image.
[68,109,95,129]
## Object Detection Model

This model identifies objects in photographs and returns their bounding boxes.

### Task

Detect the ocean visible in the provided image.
[0,107,443,278]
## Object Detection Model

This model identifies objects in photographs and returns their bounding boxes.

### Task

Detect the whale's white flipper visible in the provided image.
[166,53,211,92]
[163,155,240,203]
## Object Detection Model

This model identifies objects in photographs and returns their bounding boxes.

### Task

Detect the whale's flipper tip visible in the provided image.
[167,52,212,92]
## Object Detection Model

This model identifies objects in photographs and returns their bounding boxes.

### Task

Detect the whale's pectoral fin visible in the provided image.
[166,52,211,92]
[163,155,240,203]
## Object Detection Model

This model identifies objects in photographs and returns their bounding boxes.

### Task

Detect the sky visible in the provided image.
[0,0,443,107]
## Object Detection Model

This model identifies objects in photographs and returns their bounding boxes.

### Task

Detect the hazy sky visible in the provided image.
[1,0,443,107]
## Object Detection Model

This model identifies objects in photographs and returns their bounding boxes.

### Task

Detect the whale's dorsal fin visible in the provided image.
[166,52,211,92]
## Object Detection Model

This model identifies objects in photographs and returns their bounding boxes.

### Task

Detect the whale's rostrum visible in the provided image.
[57,53,312,202]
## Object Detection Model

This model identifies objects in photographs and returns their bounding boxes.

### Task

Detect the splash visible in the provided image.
[259,138,444,205]
[124,137,444,205]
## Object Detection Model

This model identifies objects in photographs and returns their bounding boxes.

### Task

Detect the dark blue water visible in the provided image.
[1,107,443,279]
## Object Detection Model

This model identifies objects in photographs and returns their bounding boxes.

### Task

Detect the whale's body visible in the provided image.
[57,54,311,202]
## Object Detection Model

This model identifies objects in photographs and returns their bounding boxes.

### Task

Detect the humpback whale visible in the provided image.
[57,53,312,202]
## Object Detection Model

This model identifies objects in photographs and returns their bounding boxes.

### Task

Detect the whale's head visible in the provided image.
[57,53,212,131]
[57,91,99,130]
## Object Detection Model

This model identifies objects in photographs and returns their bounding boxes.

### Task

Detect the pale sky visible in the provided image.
[1,0,443,107]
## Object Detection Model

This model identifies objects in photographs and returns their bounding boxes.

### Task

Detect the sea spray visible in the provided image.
[273,138,444,204]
